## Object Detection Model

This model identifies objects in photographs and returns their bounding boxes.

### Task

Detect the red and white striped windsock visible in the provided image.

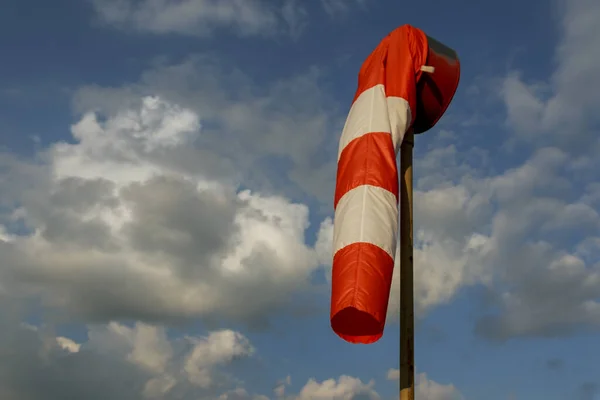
[330,25,429,344]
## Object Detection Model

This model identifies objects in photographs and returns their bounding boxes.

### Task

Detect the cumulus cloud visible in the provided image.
[72,56,339,206]
[213,375,387,400]
[89,0,366,38]
[316,167,493,321]
[218,388,270,400]
[89,0,303,37]
[502,0,600,147]
[0,95,326,328]
[318,140,600,340]
[386,369,464,400]
[313,0,600,340]
[274,375,380,400]
[411,143,600,340]
[474,0,600,340]
[0,301,255,400]
[320,0,367,16]
[0,307,449,400]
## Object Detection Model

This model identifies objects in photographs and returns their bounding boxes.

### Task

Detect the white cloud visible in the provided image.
[291,375,380,400]
[215,374,386,400]
[0,94,326,328]
[386,369,464,400]
[126,323,173,374]
[0,301,257,400]
[218,388,270,400]
[476,0,600,339]
[311,0,600,340]
[502,0,600,146]
[56,336,81,353]
[321,0,367,16]
[90,0,298,37]
[415,373,464,400]
[88,322,256,396]
[317,179,493,321]
[274,375,292,398]
[184,330,254,388]
[0,310,460,400]
[385,369,399,381]
[90,0,366,38]
[409,143,600,340]
[319,134,600,339]
[72,56,338,206]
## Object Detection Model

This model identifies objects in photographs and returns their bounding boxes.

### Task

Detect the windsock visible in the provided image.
[330,24,460,344]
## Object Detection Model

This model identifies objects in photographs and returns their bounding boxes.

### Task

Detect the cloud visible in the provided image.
[0,301,255,400]
[386,369,464,400]
[0,27,466,399]
[72,56,339,206]
[0,308,454,400]
[89,0,366,38]
[183,330,254,389]
[216,374,389,400]
[218,388,270,400]
[314,18,600,337]
[89,0,305,37]
[474,0,600,340]
[316,154,494,321]
[285,375,380,400]
[86,323,255,395]
[320,0,367,16]
[56,336,81,353]
[502,0,600,148]
[311,0,600,341]
[317,137,600,340]
[0,94,327,328]
[411,143,600,340]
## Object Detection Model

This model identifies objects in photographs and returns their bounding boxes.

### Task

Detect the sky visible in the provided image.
[0,0,599,399]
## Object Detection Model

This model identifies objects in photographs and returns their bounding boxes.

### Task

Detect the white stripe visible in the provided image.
[333,185,398,258]
[387,96,412,154]
[337,84,412,160]
[337,85,389,160]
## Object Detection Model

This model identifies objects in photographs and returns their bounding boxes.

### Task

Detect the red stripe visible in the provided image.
[384,26,427,114]
[334,132,398,209]
[330,242,395,344]
[352,38,388,103]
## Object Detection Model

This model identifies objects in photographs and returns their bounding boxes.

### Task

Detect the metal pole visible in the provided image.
[399,130,415,400]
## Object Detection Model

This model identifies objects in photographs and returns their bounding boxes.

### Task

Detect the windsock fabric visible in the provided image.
[330,25,429,344]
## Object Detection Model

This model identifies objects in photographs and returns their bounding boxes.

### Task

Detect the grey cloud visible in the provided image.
[0,301,260,400]
[120,175,240,275]
[502,0,600,153]
[320,0,367,17]
[0,300,420,400]
[399,137,600,340]
[90,0,295,38]
[0,92,324,327]
[90,0,366,39]
[469,147,600,340]
[0,310,149,400]
[72,56,340,207]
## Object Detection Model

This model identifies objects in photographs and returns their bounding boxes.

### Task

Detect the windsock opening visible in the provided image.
[331,308,383,344]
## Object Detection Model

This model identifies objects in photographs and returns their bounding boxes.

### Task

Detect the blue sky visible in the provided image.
[0,0,599,399]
